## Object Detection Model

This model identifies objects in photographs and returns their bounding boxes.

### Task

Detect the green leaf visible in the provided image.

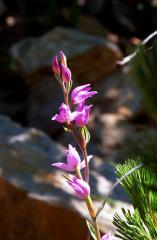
[113,158,157,239]
[86,220,97,240]
[81,126,90,144]
[66,80,73,93]
[63,126,71,132]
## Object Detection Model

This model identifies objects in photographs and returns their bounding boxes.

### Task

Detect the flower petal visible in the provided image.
[52,162,73,171]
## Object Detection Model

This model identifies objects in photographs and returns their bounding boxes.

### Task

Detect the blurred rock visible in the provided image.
[0,0,5,16]
[93,112,157,162]
[0,114,130,238]
[0,114,87,240]
[10,27,122,133]
[77,15,107,37]
[26,76,63,134]
[0,70,28,124]
[95,69,142,119]
[11,27,122,85]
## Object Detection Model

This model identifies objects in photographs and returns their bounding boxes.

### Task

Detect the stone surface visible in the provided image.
[0,114,131,238]
[11,27,122,85]
[0,0,5,16]
[10,27,122,133]
[26,75,63,134]
[94,69,142,119]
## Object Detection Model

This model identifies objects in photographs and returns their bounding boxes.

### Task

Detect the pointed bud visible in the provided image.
[52,56,60,79]
[61,64,72,83]
[60,51,67,67]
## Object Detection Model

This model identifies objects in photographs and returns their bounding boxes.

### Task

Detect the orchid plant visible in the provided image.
[51,51,115,240]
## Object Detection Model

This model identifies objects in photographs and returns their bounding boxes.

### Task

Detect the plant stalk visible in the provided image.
[76,168,101,240]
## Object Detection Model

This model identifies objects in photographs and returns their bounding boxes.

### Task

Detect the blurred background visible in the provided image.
[0,0,157,239]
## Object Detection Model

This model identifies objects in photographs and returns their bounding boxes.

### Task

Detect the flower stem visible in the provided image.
[86,197,101,240]
[82,145,89,183]
[75,168,101,240]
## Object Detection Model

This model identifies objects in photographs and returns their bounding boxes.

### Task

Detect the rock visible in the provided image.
[0,114,131,238]
[0,0,5,16]
[92,112,157,163]
[10,27,122,133]
[77,15,107,37]
[0,115,87,240]
[11,27,122,85]
[95,69,142,119]
[26,76,63,134]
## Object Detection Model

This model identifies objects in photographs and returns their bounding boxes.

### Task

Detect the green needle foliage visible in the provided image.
[131,39,157,122]
[113,158,157,240]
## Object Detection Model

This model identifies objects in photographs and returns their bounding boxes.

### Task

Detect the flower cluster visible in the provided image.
[51,51,97,199]
[52,86,97,127]
[51,51,115,240]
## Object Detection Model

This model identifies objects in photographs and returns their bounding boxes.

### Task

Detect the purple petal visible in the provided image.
[52,114,65,123]
[67,175,90,199]
[52,103,73,123]
[75,105,92,127]
[52,162,73,171]
[67,144,81,168]
[60,51,67,66]
[52,56,60,75]
[101,232,115,240]
[71,84,91,101]
[61,64,72,83]
[72,91,97,104]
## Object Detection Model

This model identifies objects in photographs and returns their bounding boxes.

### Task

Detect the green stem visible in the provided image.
[86,197,101,240]
[75,168,101,240]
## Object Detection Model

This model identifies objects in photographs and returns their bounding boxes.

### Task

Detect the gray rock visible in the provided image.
[95,69,142,118]
[10,27,106,74]
[0,114,131,236]
[26,76,63,134]
[10,27,121,133]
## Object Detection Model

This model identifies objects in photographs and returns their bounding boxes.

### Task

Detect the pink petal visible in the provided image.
[52,162,74,171]
[52,56,60,75]
[51,114,65,123]
[67,144,81,168]
[71,84,91,100]
[101,232,115,240]
[61,64,72,83]
[73,91,97,104]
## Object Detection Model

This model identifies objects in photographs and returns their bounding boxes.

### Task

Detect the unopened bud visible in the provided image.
[60,51,67,67]
[52,56,60,79]
[61,64,72,83]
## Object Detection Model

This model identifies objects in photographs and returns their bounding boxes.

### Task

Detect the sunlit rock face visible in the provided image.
[0,114,132,239]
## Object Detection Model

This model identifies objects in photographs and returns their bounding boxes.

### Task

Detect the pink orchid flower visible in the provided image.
[52,103,75,124]
[52,144,92,171]
[74,105,92,127]
[71,84,97,104]
[67,175,90,199]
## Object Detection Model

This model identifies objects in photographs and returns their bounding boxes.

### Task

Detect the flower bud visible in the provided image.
[52,56,60,79]
[61,64,72,83]
[60,51,67,67]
